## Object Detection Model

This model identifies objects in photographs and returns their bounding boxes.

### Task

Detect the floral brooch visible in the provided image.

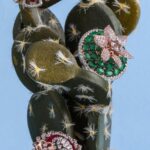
[78,25,133,81]
[33,131,82,150]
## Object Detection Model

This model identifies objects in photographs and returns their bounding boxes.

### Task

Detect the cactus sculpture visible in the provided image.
[12,0,140,150]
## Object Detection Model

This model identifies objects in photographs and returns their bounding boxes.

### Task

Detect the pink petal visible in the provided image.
[119,50,133,59]
[101,48,110,62]
[104,25,116,40]
[94,35,108,48]
[112,55,122,68]
[110,41,120,52]
[117,36,128,46]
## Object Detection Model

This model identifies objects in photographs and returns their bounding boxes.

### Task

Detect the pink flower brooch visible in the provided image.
[78,25,133,81]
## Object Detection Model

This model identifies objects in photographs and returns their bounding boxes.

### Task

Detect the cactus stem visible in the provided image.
[30,8,43,26]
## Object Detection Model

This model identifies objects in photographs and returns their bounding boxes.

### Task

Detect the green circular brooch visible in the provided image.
[78,25,133,81]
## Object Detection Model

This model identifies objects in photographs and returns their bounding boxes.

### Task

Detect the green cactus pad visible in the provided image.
[78,29,128,81]
[13,9,65,42]
[107,0,141,35]
[12,26,64,92]
[27,90,74,141]
[25,41,79,85]
[63,69,110,106]
[63,69,112,150]
[64,69,112,149]
[65,1,122,54]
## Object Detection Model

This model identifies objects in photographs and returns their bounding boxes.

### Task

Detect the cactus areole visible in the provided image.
[12,27,65,93]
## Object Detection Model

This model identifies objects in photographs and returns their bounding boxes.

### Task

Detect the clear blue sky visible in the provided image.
[0,0,149,149]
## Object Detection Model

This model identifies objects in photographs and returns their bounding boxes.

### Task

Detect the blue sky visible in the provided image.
[0,0,149,149]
